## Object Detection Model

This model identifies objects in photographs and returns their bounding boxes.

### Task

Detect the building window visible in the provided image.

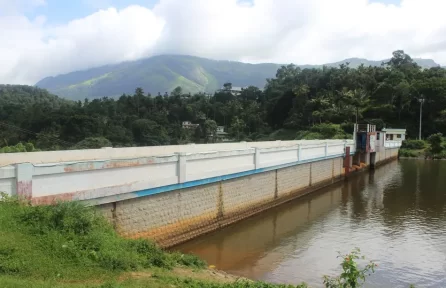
[377,133,380,140]
[397,134,401,139]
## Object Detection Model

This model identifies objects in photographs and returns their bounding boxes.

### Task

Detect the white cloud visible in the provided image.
[1,0,446,84]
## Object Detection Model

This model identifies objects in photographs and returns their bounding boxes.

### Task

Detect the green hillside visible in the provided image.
[35,55,440,100]
[36,55,281,100]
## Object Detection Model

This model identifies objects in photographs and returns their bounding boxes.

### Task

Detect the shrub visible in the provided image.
[0,142,38,153]
[427,133,444,155]
[399,149,420,158]
[401,140,425,150]
[323,248,376,288]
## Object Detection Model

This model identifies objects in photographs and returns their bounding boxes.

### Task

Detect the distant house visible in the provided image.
[182,121,199,130]
[382,128,406,141]
[216,126,231,142]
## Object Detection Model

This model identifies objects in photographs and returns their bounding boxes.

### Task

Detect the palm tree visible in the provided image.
[341,88,370,123]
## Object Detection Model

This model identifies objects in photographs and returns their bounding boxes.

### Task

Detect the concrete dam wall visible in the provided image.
[0,140,399,247]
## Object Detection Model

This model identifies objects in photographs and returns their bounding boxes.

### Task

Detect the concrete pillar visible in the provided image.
[353,124,357,152]
[255,148,261,169]
[176,152,187,183]
[353,153,361,166]
[370,152,376,169]
[16,163,33,200]
[344,146,351,177]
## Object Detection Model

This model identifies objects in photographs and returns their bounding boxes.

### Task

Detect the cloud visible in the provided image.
[1,0,446,84]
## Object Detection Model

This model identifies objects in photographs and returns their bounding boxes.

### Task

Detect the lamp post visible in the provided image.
[418,95,425,140]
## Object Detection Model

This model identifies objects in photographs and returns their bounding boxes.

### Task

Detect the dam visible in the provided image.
[0,124,402,247]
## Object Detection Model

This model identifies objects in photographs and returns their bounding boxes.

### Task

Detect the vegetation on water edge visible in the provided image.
[401,140,426,150]
[399,134,446,159]
[0,193,385,287]
[399,148,424,158]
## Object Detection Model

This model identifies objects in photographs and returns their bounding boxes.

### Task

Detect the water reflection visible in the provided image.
[176,160,446,288]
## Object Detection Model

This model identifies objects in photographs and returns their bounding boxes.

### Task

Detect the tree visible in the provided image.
[350,89,370,123]
[427,133,443,156]
[134,87,144,117]
[131,119,169,146]
[71,137,112,149]
[204,120,218,143]
[386,50,419,70]
[239,86,262,102]
[230,117,246,141]
[171,86,183,97]
[223,82,232,91]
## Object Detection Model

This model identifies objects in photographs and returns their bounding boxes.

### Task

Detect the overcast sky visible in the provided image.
[1,0,446,85]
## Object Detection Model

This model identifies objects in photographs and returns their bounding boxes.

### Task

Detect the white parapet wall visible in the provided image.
[0,140,355,204]
[0,139,352,166]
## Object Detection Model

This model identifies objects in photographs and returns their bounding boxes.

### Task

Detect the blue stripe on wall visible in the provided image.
[134,153,345,199]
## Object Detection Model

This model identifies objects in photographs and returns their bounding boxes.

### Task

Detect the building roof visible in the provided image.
[382,128,406,133]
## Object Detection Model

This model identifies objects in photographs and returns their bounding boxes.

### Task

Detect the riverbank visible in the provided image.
[0,195,309,288]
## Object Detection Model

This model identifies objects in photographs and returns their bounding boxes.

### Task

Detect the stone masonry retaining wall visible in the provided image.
[98,157,345,248]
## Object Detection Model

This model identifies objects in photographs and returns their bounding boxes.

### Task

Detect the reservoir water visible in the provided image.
[177,160,446,287]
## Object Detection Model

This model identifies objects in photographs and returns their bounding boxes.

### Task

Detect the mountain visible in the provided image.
[36,55,440,100]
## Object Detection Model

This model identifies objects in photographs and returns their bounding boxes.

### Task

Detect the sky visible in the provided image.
[1,0,446,85]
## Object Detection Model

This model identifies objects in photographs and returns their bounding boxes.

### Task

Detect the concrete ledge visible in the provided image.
[33,155,179,175]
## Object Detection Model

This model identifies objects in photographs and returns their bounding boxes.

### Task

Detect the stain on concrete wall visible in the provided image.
[100,156,348,247]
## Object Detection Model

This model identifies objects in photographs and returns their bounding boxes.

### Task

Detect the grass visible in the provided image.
[0,195,307,288]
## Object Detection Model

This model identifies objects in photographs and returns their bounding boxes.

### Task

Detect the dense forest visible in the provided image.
[1,50,446,151]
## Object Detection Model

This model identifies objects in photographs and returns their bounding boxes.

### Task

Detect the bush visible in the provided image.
[0,142,38,153]
[323,248,376,288]
[427,133,444,155]
[399,149,421,158]
[401,140,425,150]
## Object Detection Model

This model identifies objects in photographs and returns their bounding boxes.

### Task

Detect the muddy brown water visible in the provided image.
[176,160,446,287]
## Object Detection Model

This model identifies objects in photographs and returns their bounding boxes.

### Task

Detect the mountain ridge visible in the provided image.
[36,54,440,100]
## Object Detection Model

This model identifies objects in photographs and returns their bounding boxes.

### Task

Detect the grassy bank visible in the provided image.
[0,195,310,288]
[399,135,446,159]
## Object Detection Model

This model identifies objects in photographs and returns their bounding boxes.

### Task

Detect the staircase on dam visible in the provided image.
[0,125,404,247]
